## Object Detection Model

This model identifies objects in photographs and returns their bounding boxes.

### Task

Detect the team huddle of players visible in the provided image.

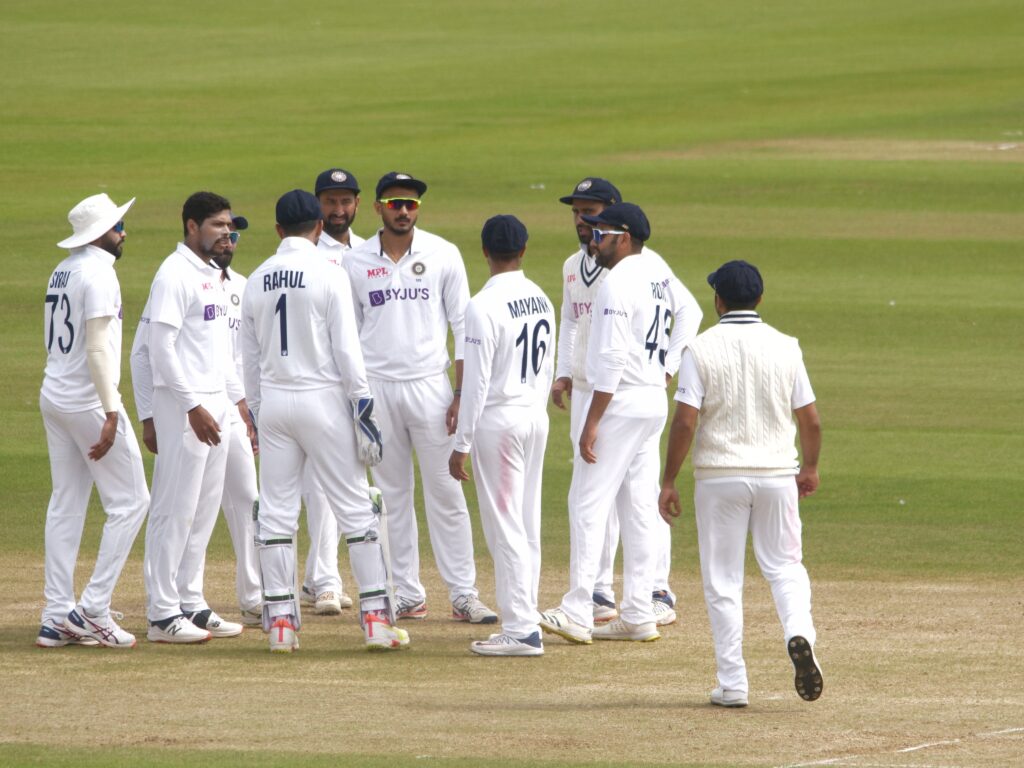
[38,170,824,707]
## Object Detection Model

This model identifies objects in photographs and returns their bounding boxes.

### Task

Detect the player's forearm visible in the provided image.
[794,402,821,468]
[662,403,697,486]
[582,389,614,434]
[85,316,122,413]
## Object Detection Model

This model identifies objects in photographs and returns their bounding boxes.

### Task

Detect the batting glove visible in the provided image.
[352,397,384,466]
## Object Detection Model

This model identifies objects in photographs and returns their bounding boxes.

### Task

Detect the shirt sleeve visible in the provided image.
[590,280,631,394]
[326,268,372,401]
[129,314,153,421]
[444,247,471,361]
[791,353,815,409]
[454,301,495,453]
[240,282,262,421]
[673,348,704,408]
[82,263,120,322]
[150,321,202,412]
[663,276,703,377]
[554,263,576,381]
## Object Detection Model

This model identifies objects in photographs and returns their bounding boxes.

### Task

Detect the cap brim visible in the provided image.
[232,215,249,230]
[317,184,361,195]
[579,213,607,227]
[57,197,135,248]
[559,193,613,205]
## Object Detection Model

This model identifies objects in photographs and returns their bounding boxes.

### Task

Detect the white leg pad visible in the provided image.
[257,536,300,632]
[346,527,391,625]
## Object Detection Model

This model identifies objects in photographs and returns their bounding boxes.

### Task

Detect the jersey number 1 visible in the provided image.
[275,293,288,356]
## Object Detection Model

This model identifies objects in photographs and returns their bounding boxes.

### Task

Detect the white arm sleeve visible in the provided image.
[85,316,122,413]
[129,318,153,421]
[150,321,202,412]
[555,270,576,381]
[663,277,703,378]
[444,250,471,361]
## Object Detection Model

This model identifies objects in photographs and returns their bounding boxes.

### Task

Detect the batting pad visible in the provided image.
[346,529,389,624]
[258,537,300,631]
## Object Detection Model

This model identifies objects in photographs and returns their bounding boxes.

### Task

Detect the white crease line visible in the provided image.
[777,758,856,767]
[897,739,959,753]
[977,726,1024,737]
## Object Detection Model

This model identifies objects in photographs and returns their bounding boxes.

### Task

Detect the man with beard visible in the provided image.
[37,193,150,649]
[343,172,497,625]
[141,191,250,644]
[295,167,368,616]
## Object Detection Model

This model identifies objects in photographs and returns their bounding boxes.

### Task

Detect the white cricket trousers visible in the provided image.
[39,395,149,624]
[473,406,548,640]
[570,381,674,602]
[369,374,477,605]
[694,475,816,694]
[220,409,261,612]
[144,388,229,622]
[255,386,374,619]
[301,469,345,595]
[560,392,666,628]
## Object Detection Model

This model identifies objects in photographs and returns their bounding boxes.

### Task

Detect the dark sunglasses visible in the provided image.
[228,231,241,244]
[112,221,126,233]
[380,197,421,211]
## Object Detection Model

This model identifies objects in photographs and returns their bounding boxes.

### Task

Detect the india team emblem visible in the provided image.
[411,262,425,276]
[577,179,593,192]
[331,170,347,182]
[231,293,240,306]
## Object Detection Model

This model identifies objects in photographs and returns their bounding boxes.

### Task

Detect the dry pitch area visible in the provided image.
[3,554,1022,767]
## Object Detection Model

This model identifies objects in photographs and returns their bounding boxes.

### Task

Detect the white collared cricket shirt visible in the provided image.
[317,230,365,267]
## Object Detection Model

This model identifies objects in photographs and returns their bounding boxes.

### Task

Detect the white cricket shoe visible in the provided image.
[652,600,677,626]
[186,609,243,638]
[470,631,543,657]
[395,595,428,620]
[592,592,618,624]
[710,687,749,708]
[239,606,262,627]
[269,615,299,653]
[592,617,660,642]
[538,608,592,645]
[64,607,136,649]
[313,591,342,615]
[338,592,354,609]
[788,635,824,702]
[300,585,317,607]
[147,615,212,644]
[364,611,410,651]
[36,618,99,648]
[452,594,498,624]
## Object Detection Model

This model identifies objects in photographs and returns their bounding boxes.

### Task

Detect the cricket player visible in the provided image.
[659,260,824,708]
[540,203,695,645]
[38,193,149,649]
[297,167,368,616]
[449,215,554,657]
[552,178,701,627]
[131,214,261,627]
[241,189,405,653]
[343,171,497,624]
[141,191,249,644]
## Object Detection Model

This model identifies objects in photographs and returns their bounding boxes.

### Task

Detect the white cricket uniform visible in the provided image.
[300,230,365,598]
[130,266,261,614]
[39,245,149,624]
[455,271,555,640]
[142,243,243,623]
[557,246,701,602]
[675,311,817,695]
[344,228,479,606]
[241,236,386,623]
[558,249,697,628]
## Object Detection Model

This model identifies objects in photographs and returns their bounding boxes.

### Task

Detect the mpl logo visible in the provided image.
[201,282,214,290]
[367,267,390,279]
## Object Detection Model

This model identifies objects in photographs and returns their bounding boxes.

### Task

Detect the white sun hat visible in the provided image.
[57,193,136,249]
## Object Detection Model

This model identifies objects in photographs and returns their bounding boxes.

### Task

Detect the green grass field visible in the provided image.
[2,2,1022,766]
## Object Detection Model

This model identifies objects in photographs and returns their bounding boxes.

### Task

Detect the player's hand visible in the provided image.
[352,397,384,466]
[141,417,158,454]
[187,405,222,446]
[88,412,118,460]
[449,450,471,482]
[579,424,598,464]
[658,485,682,525]
[446,394,460,435]
[551,377,572,410]
[239,401,259,456]
[796,466,819,499]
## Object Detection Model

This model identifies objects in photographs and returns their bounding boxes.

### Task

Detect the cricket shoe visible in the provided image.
[592,592,618,624]
[788,635,824,702]
[364,611,410,651]
[36,618,99,648]
[470,631,543,657]
[313,591,342,616]
[337,592,354,609]
[538,608,592,645]
[146,615,211,644]
[239,606,262,627]
[64,607,136,649]
[710,687,749,708]
[300,585,317,607]
[186,609,243,638]
[452,594,498,624]
[395,595,428,620]
[592,617,660,642]
[652,601,677,627]
[269,615,299,653]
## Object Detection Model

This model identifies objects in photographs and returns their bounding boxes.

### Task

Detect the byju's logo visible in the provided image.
[369,290,386,307]
[204,304,217,321]
[368,288,430,308]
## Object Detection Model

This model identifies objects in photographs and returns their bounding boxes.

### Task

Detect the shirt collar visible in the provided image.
[373,227,419,261]
[319,230,350,250]
[719,310,762,325]
[175,242,220,272]
[483,270,526,290]
[73,244,116,266]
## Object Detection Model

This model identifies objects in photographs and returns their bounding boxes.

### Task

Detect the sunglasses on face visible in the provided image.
[112,221,125,233]
[228,231,240,244]
[591,228,625,244]
[379,197,421,211]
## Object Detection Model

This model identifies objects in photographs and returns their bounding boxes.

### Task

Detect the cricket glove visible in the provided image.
[352,397,384,467]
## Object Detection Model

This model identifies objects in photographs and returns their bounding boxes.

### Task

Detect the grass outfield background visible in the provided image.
[2,1,1022,766]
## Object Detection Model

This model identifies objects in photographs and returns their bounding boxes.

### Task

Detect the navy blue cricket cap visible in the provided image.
[559,177,621,206]
[231,215,248,230]
[275,189,323,226]
[375,171,427,199]
[580,202,651,242]
[315,168,360,196]
[707,260,764,304]
[481,214,528,254]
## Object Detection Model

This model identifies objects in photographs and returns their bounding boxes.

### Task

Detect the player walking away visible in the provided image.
[659,261,823,708]
[241,189,404,653]
[295,167,368,617]
[344,172,497,625]
[449,216,555,657]
[540,203,696,645]
[141,192,250,644]
[552,178,701,627]
[131,213,261,628]
[37,193,149,649]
